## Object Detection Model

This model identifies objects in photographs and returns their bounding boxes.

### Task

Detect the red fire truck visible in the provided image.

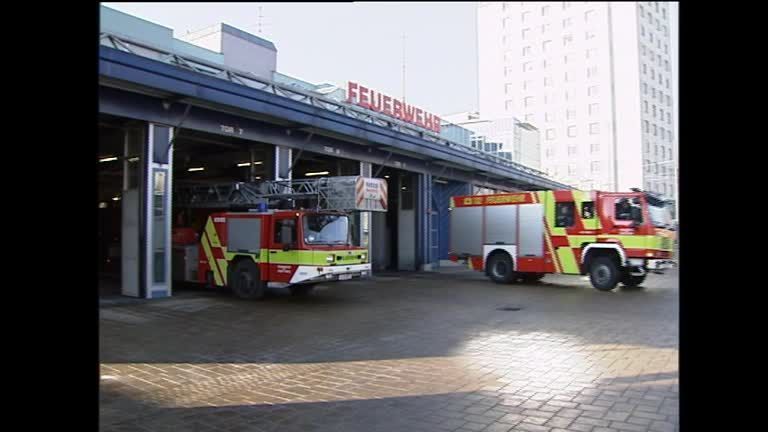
[172,176,387,299]
[448,189,675,291]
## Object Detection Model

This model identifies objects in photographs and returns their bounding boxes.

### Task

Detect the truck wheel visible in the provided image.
[487,253,516,284]
[589,256,620,291]
[621,274,647,288]
[289,284,315,297]
[230,260,265,300]
[519,273,546,283]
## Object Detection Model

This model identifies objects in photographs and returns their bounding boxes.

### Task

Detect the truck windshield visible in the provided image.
[303,214,349,245]
[648,203,673,229]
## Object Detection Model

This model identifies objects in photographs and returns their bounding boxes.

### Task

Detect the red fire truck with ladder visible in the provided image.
[172,176,388,299]
[448,188,676,291]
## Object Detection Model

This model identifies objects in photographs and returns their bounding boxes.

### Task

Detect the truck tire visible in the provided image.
[230,259,265,300]
[289,284,315,297]
[486,252,516,284]
[589,256,620,291]
[519,273,546,283]
[621,274,646,288]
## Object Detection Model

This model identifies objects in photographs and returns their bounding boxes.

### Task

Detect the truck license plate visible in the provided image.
[338,274,352,280]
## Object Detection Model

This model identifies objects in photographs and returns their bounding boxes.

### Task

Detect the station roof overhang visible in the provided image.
[99,45,571,191]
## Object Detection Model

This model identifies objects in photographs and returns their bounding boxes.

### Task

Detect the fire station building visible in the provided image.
[98,5,569,299]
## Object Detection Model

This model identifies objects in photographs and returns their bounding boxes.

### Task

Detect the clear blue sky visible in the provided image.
[103,2,480,116]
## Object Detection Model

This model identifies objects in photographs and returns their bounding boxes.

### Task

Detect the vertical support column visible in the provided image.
[144,123,173,299]
[121,126,144,298]
[274,146,292,181]
[360,162,372,264]
[416,173,433,271]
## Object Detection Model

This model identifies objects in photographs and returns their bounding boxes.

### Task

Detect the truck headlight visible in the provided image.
[326,255,334,263]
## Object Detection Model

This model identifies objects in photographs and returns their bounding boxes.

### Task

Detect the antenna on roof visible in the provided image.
[257,6,264,34]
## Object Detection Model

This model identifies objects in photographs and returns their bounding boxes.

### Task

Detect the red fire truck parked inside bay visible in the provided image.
[448,189,675,291]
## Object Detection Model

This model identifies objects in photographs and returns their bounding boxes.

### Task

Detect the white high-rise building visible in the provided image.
[478,1,676,199]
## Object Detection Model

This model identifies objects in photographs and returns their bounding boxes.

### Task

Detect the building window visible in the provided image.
[644,141,649,153]
[555,202,576,228]
[666,78,670,89]
[644,100,649,113]
[505,66,515,77]
[642,63,647,74]
[522,28,531,39]
[645,160,650,172]
[525,113,535,123]
[667,112,672,124]
[563,1,572,10]
[546,128,556,140]
[587,66,598,78]
[640,5,645,17]
[667,94,671,106]
[567,126,577,137]
[662,7,667,18]
[665,43,669,54]
[586,30,596,39]
[542,23,551,33]
[505,100,515,110]
[563,34,573,46]
[660,108,664,119]
[544,76,553,87]
[586,48,597,59]
[588,85,599,97]
[564,71,570,82]
[652,87,657,99]
[543,40,552,52]
[504,17,513,28]
[655,2,660,12]
[545,112,555,122]
[505,83,515,94]
[545,147,554,158]
[641,45,646,56]
[591,161,600,173]
[650,32,654,43]
[523,61,533,72]
[585,10,596,22]
[641,25,645,36]
[563,17,573,28]
[568,145,577,155]
[651,68,655,80]
[591,142,600,153]
[522,11,531,22]
[567,109,576,120]
[652,105,657,118]
[589,103,599,116]
[523,46,532,56]
[523,80,534,90]
[589,123,600,135]
[542,5,550,16]
[653,124,658,136]
[524,96,535,107]
[643,83,648,94]
[644,120,650,132]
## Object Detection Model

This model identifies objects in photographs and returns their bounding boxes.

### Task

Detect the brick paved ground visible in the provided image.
[100,267,678,432]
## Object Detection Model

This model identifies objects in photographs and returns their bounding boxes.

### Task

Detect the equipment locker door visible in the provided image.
[268,213,299,282]
[518,204,545,272]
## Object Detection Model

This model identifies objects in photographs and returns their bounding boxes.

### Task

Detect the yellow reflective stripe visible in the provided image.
[205,218,222,247]
[201,232,223,286]
[556,247,580,274]
[535,192,562,273]
[567,235,598,248]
